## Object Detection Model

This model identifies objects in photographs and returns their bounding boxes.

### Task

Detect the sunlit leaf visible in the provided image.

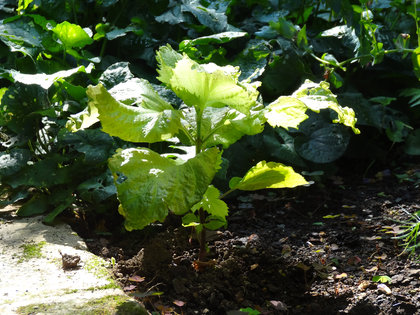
[156,45,260,115]
[109,147,222,230]
[86,83,182,143]
[266,80,360,134]
[52,21,93,49]
[229,161,308,191]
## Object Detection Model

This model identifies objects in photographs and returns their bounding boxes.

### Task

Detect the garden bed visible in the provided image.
[72,163,420,314]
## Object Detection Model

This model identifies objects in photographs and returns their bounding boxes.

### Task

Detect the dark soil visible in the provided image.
[73,163,420,315]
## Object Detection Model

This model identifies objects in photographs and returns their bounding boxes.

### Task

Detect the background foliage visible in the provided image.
[0,0,419,223]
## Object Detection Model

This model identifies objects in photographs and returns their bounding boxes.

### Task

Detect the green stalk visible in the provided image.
[414,0,420,47]
[194,106,207,261]
[310,48,415,68]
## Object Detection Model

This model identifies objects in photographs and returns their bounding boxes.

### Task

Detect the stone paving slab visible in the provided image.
[0,210,146,315]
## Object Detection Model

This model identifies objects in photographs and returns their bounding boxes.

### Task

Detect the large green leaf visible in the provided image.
[60,129,115,164]
[86,83,182,143]
[0,16,45,58]
[180,105,265,149]
[294,117,351,163]
[156,45,260,115]
[0,83,49,135]
[266,80,360,134]
[5,155,73,189]
[156,0,229,33]
[229,161,308,191]
[108,147,222,230]
[52,21,93,49]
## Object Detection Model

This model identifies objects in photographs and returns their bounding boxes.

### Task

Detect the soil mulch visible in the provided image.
[74,164,420,315]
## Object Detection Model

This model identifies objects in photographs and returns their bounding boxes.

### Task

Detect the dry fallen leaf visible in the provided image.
[358,280,370,291]
[128,275,145,282]
[377,283,392,295]
[250,263,259,270]
[123,284,137,291]
[173,300,185,307]
[334,273,348,280]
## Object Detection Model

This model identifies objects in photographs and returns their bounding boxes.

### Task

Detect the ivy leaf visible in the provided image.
[86,83,182,143]
[156,45,260,115]
[108,147,222,230]
[52,21,93,49]
[266,80,360,134]
[229,161,308,191]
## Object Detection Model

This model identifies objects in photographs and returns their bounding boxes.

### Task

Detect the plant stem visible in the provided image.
[414,0,420,47]
[310,48,415,68]
[198,208,207,261]
[220,188,235,200]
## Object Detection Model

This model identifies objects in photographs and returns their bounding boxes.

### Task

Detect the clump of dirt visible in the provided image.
[81,164,420,314]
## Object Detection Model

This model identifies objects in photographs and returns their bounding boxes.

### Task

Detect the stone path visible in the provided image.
[0,206,146,315]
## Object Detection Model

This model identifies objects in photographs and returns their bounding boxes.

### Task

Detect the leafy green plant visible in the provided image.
[393,209,420,257]
[83,45,359,261]
[372,275,392,284]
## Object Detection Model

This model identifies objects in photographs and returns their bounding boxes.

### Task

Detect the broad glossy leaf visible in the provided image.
[16,194,49,217]
[87,83,182,143]
[108,147,222,230]
[7,64,93,89]
[0,16,45,57]
[229,161,308,191]
[99,62,134,89]
[295,122,351,163]
[266,80,360,134]
[156,0,228,33]
[52,21,93,49]
[180,31,248,49]
[77,170,117,204]
[156,45,260,114]
[191,185,228,218]
[60,129,115,164]
[5,155,72,189]
[1,83,48,135]
[0,148,31,179]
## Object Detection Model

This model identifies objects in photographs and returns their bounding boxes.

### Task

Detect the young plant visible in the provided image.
[83,45,359,261]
